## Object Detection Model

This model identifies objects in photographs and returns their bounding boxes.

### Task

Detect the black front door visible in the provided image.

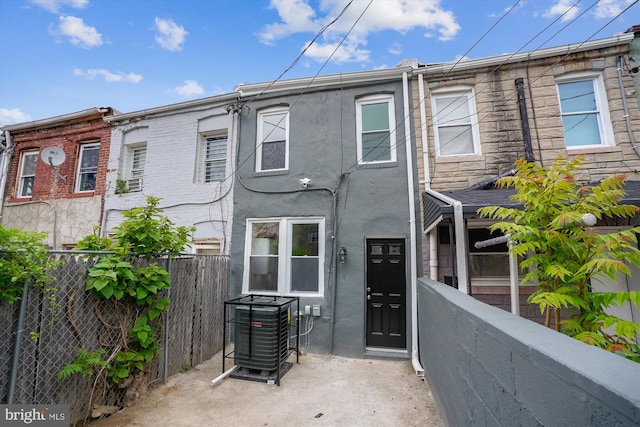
[365,238,406,349]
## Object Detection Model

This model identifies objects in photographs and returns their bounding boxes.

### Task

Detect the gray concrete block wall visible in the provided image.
[417,278,640,427]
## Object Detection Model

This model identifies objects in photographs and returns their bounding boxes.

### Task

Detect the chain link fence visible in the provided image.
[1,251,229,425]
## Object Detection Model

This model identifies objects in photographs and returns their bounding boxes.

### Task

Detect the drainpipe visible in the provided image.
[0,130,13,217]
[617,56,640,158]
[403,71,424,376]
[418,75,438,281]
[515,78,534,162]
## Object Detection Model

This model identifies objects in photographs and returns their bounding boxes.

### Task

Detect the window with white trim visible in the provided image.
[356,94,396,164]
[431,87,481,157]
[198,132,227,183]
[256,107,289,172]
[17,151,38,197]
[243,218,324,296]
[75,143,100,192]
[193,239,222,254]
[556,73,614,148]
[125,143,146,192]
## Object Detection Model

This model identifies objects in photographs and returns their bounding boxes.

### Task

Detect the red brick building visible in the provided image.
[0,107,116,248]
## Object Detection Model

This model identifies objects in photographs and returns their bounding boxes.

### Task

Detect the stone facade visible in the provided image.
[413,32,640,316]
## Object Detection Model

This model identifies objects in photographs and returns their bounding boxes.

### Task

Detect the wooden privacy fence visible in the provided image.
[0,252,229,425]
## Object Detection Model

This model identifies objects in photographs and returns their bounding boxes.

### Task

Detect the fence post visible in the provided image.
[163,256,172,384]
[7,281,29,404]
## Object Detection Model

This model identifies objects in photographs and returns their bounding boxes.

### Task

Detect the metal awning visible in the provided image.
[422,180,640,228]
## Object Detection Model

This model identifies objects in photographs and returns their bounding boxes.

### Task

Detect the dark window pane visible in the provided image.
[290,258,319,292]
[261,140,286,170]
[362,131,391,162]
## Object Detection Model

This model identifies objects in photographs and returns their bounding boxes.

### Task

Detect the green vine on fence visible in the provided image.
[58,196,194,389]
[478,156,640,362]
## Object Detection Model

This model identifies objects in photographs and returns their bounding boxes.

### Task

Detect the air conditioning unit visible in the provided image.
[127,177,142,192]
[234,303,289,371]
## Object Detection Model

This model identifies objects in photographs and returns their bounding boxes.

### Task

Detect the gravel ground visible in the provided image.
[88,351,444,427]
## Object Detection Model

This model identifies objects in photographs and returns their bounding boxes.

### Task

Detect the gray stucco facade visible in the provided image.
[229,69,422,358]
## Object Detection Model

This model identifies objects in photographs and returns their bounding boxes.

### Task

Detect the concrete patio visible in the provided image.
[89,351,444,426]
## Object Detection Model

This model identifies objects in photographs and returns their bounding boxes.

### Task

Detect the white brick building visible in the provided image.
[103,94,241,254]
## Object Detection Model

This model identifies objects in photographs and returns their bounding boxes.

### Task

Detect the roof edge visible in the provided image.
[104,92,242,123]
[2,107,116,131]
[416,32,634,75]
[236,66,413,97]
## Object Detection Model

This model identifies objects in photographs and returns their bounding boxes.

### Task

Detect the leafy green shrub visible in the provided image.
[0,225,59,309]
[478,156,640,362]
[60,196,193,388]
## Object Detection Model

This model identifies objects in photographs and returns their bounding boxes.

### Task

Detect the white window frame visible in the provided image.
[17,151,38,198]
[75,142,100,193]
[242,217,325,296]
[193,239,222,254]
[355,94,397,165]
[256,107,289,172]
[431,86,481,157]
[555,72,614,149]
[125,143,146,192]
[198,132,227,183]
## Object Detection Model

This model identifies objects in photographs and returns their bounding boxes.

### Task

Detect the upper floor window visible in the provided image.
[256,107,289,172]
[356,94,397,164]
[431,87,481,157]
[243,217,324,296]
[556,73,614,148]
[75,143,100,193]
[198,133,227,183]
[17,151,38,197]
[125,143,146,192]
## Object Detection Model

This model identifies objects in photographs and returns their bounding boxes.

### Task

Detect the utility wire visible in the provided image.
[346,0,632,174]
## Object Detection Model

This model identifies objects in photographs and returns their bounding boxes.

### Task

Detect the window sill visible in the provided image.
[565,145,621,155]
[7,197,33,203]
[70,192,96,198]
[356,161,398,170]
[254,169,289,177]
[435,154,484,163]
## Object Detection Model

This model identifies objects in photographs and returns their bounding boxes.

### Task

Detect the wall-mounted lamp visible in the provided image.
[338,247,348,264]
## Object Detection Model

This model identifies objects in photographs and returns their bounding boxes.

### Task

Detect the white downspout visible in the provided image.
[424,188,468,293]
[418,74,439,281]
[0,130,13,218]
[403,71,424,376]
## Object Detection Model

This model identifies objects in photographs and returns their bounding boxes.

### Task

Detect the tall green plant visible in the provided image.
[0,225,58,308]
[478,156,640,361]
[62,196,193,388]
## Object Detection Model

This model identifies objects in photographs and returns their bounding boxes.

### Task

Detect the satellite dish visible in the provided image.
[41,147,66,166]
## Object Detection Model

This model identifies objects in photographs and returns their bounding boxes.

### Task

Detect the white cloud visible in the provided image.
[154,17,188,51]
[258,0,460,64]
[543,0,580,22]
[174,80,204,97]
[593,0,636,18]
[0,108,32,127]
[388,42,402,55]
[56,15,102,48]
[259,0,322,46]
[73,68,143,83]
[28,0,88,13]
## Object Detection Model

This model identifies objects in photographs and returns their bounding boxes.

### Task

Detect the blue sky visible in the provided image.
[0,0,637,126]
